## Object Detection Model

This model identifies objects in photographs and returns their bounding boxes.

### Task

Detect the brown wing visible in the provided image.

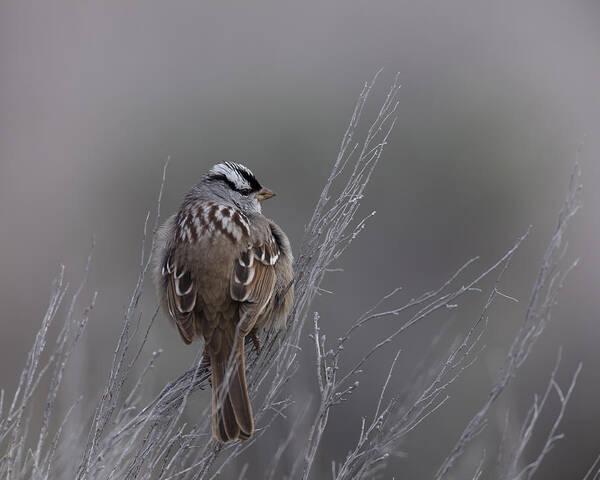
[163,255,200,344]
[230,226,279,335]
[255,219,294,331]
[153,213,200,344]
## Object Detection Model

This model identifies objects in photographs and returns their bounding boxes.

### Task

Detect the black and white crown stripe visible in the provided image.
[207,162,262,193]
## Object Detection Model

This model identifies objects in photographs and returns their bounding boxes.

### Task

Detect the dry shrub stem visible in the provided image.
[0,74,592,479]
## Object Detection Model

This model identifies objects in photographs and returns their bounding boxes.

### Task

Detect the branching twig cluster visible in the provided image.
[435,166,582,480]
[0,75,592,480]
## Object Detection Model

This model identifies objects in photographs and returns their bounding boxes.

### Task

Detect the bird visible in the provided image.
[152,162,294,443]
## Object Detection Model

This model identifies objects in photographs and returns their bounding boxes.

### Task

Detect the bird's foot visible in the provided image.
[250,329,262,354]
[201,347,212,387]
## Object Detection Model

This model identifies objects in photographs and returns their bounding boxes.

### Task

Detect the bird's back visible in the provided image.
[152,162,294,443]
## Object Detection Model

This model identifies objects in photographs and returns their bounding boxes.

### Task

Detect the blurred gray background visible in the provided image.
[1,1,599,478]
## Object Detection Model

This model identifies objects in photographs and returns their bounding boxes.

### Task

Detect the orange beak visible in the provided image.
[256,187,276,201]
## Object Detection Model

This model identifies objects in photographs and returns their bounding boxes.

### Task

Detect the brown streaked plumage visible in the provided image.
[153,163,293,443]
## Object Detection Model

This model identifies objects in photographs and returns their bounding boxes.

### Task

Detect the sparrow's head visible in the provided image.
[202,162,275,214]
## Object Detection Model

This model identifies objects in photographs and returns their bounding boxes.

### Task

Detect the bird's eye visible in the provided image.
[238,188,252,196]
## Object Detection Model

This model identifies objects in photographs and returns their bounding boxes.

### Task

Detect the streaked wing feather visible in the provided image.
[164,255,198,344]
[230,241,278,307]
[254,219,294,331]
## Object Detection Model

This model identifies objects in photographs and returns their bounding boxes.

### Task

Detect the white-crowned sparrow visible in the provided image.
[153,162,294,443]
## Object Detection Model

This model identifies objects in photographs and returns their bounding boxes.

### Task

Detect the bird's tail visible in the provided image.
[210,334,253,443]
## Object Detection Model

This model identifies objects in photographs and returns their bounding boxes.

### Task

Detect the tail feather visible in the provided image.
[227,340,254,438]
[210,337,254,443]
